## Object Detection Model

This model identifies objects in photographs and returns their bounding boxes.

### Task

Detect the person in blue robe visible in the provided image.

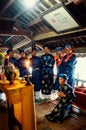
[41,46,54,97]
[53,47,64,90]
[62,43,77,88]
[4,49,17,67]
[30,49,41,98]
[9,53,17,67]
[45,74,75,122]
[17,50,29,77]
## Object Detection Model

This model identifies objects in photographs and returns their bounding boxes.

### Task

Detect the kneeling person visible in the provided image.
[45,73,75,122]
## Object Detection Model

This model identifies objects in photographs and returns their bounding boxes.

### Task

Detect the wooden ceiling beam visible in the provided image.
[14,25,32,36]
[13,9,28,20]
[0,0,14,15]
[0,29,31,38]
[13,38,31,50]
[28,18,41,27]
[0,23,32,39]
[34,28,86,41]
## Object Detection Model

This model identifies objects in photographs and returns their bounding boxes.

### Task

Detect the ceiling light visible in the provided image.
[24,0,38,8]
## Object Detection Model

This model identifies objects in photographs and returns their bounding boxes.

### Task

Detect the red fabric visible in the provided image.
[74,91,86,108]
[54,55,58,61]
[74,86,86,109]
[82,88,86,93]
[64,53,74,62]
[54,55,63,67]
[75,86,86,92]
[58,58,63,67]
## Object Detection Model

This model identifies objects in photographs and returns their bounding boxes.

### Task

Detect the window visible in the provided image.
[75,57,86,86]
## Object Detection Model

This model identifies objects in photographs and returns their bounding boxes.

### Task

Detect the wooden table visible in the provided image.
[0,80,37,130]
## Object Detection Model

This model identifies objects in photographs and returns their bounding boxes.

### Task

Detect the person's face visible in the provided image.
[65,47,72,54]
[32,50,36,56]
[9,52,13,57]
[44,47,49,54]
[11,52,14,57]
[59,77,66,86]
[56,51,62,57]
[20,52,25,57]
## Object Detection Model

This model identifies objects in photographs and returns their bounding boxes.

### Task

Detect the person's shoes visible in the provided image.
[45,114,55,122]
[45,114,61,123]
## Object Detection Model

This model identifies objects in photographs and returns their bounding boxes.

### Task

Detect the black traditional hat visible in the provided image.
[7,49,12,54]
[19,49,25,54]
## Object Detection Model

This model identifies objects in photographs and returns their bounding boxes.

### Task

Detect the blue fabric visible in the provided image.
[4,58,9,66]
[58,73,68,80]
[19,49,25,54]
[31,56,41,69]
[65,43,72,48]
[17,57,28,77]
[30,56,41,91]
[41,54,54,94]
[62,54,77,87]
[54,74,68,90]
[4,57,17,67]
[54,54,77,89]
[9,57,17,67]
[46,83,75,122]
[56,47,62,52]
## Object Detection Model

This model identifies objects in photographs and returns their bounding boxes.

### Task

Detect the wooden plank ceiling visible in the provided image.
[0,0,86,53]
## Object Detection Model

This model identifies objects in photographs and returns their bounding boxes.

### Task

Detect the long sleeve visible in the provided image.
[41,54,54,68]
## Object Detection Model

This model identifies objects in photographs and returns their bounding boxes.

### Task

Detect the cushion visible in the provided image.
[83,89,86,93]
[75,86,86,92]
[75,87,82,91]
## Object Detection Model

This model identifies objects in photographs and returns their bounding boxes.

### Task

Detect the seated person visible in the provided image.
[45,73,75,122]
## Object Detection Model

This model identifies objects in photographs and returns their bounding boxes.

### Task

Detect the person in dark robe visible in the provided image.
[45,73,75,122]
[41,46,54,99]
[9,52,17,67]
[4,49,17,67]
[4,49,12,66]
[30,49,41,99]
[62,43,77,88]
[17,50,29,77]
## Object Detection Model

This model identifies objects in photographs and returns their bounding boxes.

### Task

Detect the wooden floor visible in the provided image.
[36,100,86,130]
[0,97,86,130]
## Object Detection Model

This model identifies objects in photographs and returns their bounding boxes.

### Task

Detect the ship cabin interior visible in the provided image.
[0,0,86,130]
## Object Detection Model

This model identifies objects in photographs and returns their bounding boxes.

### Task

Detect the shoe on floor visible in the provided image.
[45,114,60,123]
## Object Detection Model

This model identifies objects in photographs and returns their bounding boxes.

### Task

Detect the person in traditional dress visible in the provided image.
[30,49,41,99]
[4,49,17,67]
[53,47,64,90]
[62,43,77,88]
[17,50,29,77]
[9,52,17,67]
[45,73,75,122]
[41,46,54,99]
[4,49,12,66]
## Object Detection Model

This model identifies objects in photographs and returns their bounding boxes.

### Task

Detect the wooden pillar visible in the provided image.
[0,80,36,130]
[21,86,36,130]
